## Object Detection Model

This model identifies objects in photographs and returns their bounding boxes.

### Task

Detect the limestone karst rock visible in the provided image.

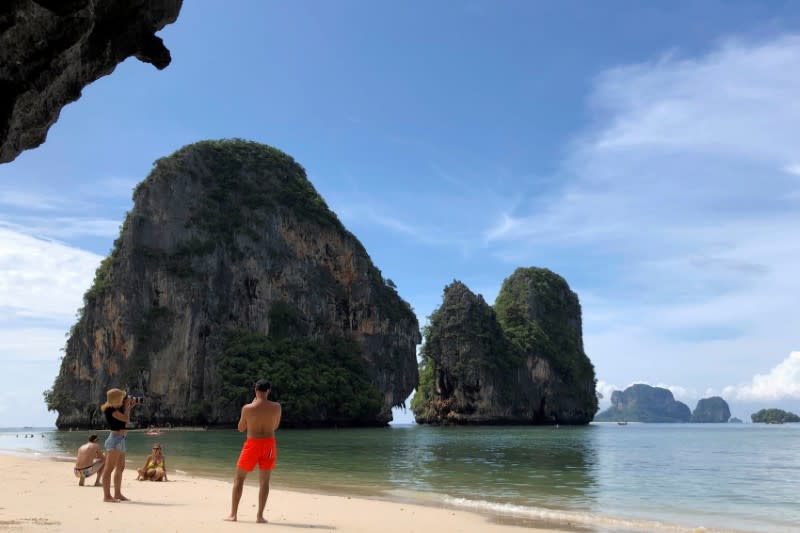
[691,396,731,423]
[412,268,598,425]
[46,139,420,428]
[595,384,691,422]
[0,0,183,163]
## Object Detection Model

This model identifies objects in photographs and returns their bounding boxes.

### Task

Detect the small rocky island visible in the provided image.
[45,140,420,428]
[594,384,691,423]
[751,408,800,424]
[411,269,598,425]
[691,396,731,423]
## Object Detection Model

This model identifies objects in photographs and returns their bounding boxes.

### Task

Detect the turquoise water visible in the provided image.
[2,423,798,532]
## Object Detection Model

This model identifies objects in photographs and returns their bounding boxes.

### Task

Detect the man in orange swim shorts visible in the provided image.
[225,378,282,524]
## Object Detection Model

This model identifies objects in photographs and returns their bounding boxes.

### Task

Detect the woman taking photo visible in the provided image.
[100,388,138,502]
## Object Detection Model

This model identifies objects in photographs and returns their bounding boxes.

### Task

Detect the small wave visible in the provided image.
[444,497,743,533]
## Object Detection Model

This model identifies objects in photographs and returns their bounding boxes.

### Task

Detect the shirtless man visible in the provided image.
[225,378,282,524]
[74,435,105,486]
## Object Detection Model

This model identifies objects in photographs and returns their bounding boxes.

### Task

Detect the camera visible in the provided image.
[128,395,145,405]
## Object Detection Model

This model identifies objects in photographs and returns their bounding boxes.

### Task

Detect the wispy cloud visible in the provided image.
[487,34,800,392]
[0,190,65,211]
[0,217,120,239]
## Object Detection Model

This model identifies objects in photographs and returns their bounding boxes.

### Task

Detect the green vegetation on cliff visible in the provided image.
[495,268,593,387]
[218,328,384,427]
[751,408,800,424]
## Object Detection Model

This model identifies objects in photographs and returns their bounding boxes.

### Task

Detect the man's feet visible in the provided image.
[115,495,130,502]
[103,497,119,503]
[256,516,268,524]
[224,515,237,522]
[94,481,102,487]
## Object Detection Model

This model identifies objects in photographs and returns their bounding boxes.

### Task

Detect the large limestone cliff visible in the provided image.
[412,268,598,425]
[0,0,183,163]
[47,139,420,428]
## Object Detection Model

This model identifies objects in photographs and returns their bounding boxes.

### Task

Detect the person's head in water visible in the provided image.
[254,379,271,395]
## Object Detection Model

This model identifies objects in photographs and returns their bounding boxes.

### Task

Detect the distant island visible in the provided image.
[751,409,800,424]
[594,384,691,423]
[729,417,743,424]
[691,396,731,423]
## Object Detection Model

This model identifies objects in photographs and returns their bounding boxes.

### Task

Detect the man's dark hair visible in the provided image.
[254,379,271,392]
[89,434,98,442]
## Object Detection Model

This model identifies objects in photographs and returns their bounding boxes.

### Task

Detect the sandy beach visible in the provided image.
[0,455,568,532]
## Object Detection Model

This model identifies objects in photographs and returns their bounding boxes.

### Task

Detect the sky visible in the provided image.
[1,1,800,426]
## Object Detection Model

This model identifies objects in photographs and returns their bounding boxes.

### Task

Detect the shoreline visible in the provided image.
[0,454,574,533]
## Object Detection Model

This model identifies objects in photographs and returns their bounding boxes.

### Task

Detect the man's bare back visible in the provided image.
[239,397,281,438]
[75,441,102,468]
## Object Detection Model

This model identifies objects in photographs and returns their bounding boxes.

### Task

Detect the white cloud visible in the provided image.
[0,227,101,320]
[723,352,800,401]
[486,34,800,394]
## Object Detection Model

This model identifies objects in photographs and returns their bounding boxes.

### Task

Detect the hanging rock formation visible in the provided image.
[412,268,598,425]
[0,0,183,163]
[46,139,420,428]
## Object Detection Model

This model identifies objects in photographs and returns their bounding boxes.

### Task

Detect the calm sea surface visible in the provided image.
[3,423,798,532]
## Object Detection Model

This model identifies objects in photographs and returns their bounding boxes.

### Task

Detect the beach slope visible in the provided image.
[0,455,562,532]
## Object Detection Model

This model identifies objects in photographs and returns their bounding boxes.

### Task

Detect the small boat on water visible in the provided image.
[617,421,628,425]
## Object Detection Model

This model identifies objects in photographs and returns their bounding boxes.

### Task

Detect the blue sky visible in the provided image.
[2,1,800,426]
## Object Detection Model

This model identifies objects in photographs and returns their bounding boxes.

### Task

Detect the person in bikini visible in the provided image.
[74,434,105,486]
[137,443,168,481]
[225,378,282,524]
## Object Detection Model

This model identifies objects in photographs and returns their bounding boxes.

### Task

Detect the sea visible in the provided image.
[2,422,798,533]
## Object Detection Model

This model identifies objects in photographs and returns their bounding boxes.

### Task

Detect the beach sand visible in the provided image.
[0,455,570,532]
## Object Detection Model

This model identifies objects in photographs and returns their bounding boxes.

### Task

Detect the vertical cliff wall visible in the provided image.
[412,268,598,425]
[46,139,420,427]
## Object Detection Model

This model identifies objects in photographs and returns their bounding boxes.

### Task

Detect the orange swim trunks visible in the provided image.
[236,437,277,472]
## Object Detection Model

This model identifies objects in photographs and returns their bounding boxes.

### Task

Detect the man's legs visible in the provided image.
[256,469,271,523]
[94,460,105,486]
[225,468,248,521]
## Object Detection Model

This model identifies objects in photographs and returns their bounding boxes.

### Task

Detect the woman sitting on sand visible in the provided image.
[137,444,168,481]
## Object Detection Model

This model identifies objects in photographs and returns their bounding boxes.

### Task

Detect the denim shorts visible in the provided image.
[105,432,127,452]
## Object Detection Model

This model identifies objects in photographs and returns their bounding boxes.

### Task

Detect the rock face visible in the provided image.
[46,140,420,428]
[691,396,731,423]
[411,268,598,425]
[0,0,183,163]
[595,384,691,423]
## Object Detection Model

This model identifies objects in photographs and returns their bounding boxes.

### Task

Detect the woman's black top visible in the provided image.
[104,406,127,431]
